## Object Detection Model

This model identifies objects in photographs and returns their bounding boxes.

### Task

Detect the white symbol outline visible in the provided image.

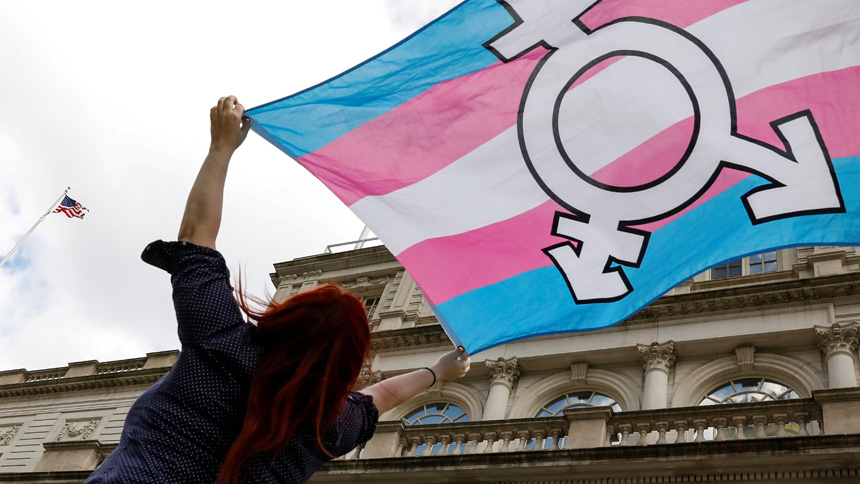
[485,0,845,304]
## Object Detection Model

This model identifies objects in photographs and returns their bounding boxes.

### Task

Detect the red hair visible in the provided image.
[217,284,371,483]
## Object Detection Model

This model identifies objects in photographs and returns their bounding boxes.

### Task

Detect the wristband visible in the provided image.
[423,367,437,388]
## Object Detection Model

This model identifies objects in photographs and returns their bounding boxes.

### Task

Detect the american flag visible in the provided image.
[53,195,88,219]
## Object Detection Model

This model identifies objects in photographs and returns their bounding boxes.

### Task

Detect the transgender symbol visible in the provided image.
[485,0,844,304]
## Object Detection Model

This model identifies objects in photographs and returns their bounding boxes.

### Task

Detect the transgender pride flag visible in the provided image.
[248,0,860,354]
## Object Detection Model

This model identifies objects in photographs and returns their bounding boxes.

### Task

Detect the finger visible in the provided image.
[210,106,217,120]
[219,96,235,111]
[234,102,245,116]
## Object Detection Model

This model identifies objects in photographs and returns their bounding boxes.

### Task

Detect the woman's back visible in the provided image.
[85,241,377,483]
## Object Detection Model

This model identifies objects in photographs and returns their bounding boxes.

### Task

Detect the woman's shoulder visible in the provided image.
[141,239,228,276]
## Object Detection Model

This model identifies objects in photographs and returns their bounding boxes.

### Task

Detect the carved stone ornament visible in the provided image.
[570,362,589,387]
[637,341,677,373]
[56,419,100,441]
[0,425,19,445]
[357,367,383,389]
[815,322,860,357]
[486,357,521,388]
[341,276,392,290]
[735,345,756,372]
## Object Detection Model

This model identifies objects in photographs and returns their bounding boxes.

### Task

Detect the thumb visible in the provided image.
[240,116,252,140]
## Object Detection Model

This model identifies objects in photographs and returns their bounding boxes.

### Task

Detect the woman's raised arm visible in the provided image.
[362,347,471,414]
[178,96,251,249]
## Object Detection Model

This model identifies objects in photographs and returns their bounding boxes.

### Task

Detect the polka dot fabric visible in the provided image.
[85,240,378,484]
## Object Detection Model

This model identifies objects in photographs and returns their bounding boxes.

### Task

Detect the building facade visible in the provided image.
[2,245,860,482]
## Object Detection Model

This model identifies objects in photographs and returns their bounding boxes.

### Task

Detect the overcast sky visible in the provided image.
[0,0,461,371]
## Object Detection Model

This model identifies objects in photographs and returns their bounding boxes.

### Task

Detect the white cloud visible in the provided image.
[0,0,461,370]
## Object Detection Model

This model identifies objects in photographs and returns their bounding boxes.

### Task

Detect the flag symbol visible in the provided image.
[53,195,88,219]
[247,0,860,353]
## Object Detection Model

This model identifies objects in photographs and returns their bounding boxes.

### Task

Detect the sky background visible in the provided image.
[0,0,461,371]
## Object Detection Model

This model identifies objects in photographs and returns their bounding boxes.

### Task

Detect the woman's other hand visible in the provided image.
[431,346,471,382]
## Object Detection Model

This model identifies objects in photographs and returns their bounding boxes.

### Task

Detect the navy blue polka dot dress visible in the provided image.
[85,240,378,484]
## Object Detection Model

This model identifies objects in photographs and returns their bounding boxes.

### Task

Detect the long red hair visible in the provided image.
[217,283,371,483]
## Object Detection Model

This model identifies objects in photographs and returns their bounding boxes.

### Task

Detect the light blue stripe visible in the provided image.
[247,0,512,158]
[435,156,860,354]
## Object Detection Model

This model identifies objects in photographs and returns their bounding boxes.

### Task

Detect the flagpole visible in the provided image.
[0,187,70,270]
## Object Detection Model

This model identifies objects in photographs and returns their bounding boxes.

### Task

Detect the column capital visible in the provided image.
[815,323,860,359]
[357,368,383,389]
[485,357,521,388]
[637,341,676,373]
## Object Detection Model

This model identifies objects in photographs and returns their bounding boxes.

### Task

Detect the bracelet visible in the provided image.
[423,367,437,388]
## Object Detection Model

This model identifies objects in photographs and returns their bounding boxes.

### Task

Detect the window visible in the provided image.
[712,259,742,279]
[536,391,622,417]
[698,378,798,405]
[533,391,621,449]
[749,251,778,274]
[362,297,381,319]
[697,378,801,440]
[712,251,778,279]
[402,403,469,455]
[402,403,469,426]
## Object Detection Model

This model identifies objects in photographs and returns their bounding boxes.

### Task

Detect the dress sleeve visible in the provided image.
[141,240,245,347]
[322,392,380,457]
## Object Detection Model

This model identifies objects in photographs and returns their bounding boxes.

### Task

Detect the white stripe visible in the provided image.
[351,0,860,255]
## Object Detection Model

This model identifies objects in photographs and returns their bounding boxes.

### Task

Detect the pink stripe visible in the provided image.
[398,200,565,306]
[299,1,751,206]
[407,66,860,305]
[579,0,749,31]
[299,50,544,206]
[593,66,860,189]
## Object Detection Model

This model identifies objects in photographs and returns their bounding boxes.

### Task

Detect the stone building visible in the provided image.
[2,245,860,483]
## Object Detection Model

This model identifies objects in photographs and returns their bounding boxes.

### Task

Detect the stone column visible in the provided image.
[815,323,859,389]
[637,341,676,410]
[482,357,521,421]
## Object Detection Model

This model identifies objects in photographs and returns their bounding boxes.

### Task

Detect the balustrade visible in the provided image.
[607,398,822,446]
[96,358,146,375]
[348,397,826,460]
[24,368,66,382]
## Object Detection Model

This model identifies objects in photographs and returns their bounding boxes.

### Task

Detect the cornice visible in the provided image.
[366,274,860,352]
[370,325,452,353]
[271,246,399,285]
[0,368,169,399]
[626,272,860,324]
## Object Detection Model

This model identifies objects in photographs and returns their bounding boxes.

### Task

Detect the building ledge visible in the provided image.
[312,434,860,483]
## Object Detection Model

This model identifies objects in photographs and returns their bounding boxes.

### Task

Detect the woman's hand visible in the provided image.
[177,96,250,250]
[361,346,471,414]
[430,346,471,382]
[210,96,251,155]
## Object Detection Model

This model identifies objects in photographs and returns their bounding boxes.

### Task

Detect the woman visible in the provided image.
[85,96,471,484]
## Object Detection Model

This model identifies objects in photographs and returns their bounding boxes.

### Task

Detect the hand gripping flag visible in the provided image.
[248,0,860,353]
[53,195,88,219]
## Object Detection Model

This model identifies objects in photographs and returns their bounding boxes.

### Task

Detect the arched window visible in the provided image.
[697,378,802,440]
[533,391,621,449]
[402,403,469,426]
[536,391,623,417]
[698,378,799,406]
[402,403,469,455]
